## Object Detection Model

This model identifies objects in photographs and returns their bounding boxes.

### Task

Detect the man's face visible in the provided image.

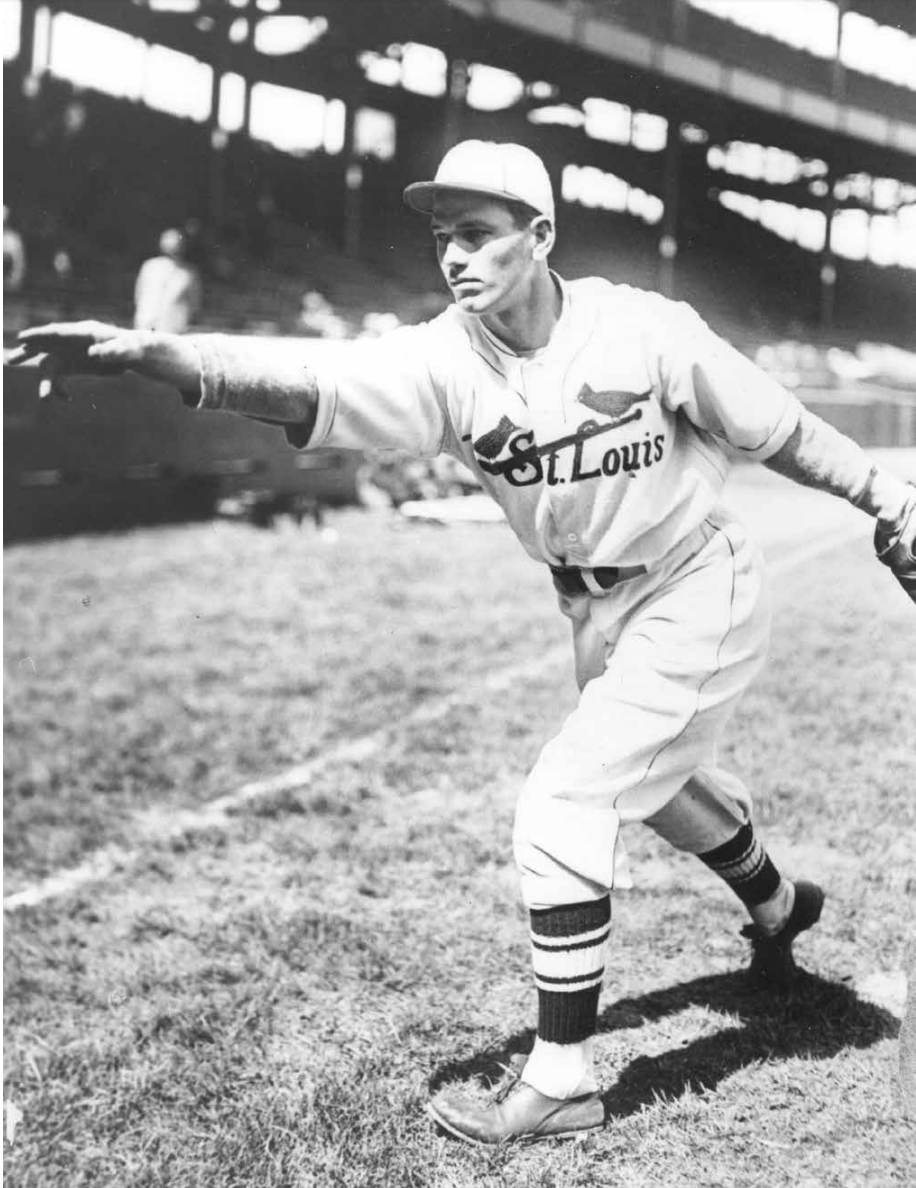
[430,195,539,317]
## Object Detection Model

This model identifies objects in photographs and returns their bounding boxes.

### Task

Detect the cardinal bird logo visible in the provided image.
[473,414,523,460]
[575,383,652,419]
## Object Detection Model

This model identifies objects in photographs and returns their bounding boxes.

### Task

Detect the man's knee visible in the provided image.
[644,770,751,853]
[513,776,618,907]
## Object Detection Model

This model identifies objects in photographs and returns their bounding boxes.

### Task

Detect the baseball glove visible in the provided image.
[874,483,916,604]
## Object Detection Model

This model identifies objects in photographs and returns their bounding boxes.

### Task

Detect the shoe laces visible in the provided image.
[491,1060,525,1104]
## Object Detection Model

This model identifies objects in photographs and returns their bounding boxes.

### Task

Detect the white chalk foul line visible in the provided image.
[3,641,570,911]
[4,522,868,913]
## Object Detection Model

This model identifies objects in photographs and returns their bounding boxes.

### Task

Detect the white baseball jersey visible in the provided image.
[207,276,800,570]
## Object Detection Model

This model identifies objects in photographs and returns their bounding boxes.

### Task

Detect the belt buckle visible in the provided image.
[550,565,618,597]
[581,567,618,596]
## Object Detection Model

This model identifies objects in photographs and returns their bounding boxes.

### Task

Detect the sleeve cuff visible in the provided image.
[193,337,228,411]
[735,394,802,462]
[175,337,224,411]
[181,335,331,450]
[305,359,337,449]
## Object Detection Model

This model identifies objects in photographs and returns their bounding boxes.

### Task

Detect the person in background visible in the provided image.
[3,206,27,294]
[182,217,209,273]
[52,248,76,317]
[134,228,202,334]
[298,289,348,339]
[361,310,401,337]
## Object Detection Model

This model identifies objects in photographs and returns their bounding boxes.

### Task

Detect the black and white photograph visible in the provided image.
[3,1,915,1183]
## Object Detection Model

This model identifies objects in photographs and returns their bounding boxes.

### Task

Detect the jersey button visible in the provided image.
[566,532,578,543]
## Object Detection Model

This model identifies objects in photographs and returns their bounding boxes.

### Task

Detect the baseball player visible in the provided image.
[11,140,915,1146]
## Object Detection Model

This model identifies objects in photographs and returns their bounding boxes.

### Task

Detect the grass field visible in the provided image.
[4,466,916,1187]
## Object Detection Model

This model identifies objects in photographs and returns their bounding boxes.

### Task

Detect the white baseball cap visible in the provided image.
[403,140,555,223]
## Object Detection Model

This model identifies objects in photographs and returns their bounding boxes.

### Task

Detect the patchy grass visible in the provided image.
[3,511,565,884]
[4,488,916,1187]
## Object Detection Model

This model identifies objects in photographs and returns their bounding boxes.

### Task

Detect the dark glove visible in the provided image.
[874,483,916,604]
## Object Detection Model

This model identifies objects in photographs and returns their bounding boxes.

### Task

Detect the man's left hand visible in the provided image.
[875,483,916,604]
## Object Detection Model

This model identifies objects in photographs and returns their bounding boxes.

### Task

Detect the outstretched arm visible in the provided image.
[8,317,449,456]
[8,321,321,444]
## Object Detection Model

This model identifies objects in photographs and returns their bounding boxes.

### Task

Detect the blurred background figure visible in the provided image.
[361,310,401,337]
[62,95,87,138]
[246,186,277,261]
[52,247,75,317]
[298,288,348,338]
[3,205,27,293]
[134,227,202,333]
[181,217,209,272]
[356,451,480,510]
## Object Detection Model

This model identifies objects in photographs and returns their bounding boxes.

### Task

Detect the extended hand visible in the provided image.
[875,482,916,604]
[7,322,200,401]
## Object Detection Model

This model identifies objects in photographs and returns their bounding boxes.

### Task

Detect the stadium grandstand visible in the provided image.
[3,0,915,537]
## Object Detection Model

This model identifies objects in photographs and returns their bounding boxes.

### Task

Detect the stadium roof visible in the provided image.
[134,0,916,38]
[76,0,916,180]
[552,0,916,36]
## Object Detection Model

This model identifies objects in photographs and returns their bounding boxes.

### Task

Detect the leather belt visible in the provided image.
[550,563,647,597]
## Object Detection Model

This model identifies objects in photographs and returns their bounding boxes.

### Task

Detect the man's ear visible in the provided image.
[530,215,555,260]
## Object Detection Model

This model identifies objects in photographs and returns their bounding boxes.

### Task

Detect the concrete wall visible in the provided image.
[4,364,360,541]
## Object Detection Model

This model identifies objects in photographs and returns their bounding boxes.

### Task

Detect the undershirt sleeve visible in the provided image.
[763,408,872,501]
[763,407,914,526]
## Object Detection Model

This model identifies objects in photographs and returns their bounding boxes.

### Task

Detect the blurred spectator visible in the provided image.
[362,311,401,337]
[299,289,348,338]
[182,217,208,272]
[134,228,203,333]
[357,453,434,509]
[62,98,87,137]
[3,206,27,293]
[246,187,277,260]
[53,248,76,316]
[357,451,479,509]
[428,454,480,496]
[210,219,241,282]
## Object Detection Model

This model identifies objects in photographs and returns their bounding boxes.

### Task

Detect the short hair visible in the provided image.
[505,199,549,229]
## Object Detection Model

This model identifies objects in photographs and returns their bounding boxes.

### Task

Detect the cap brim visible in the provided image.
[403,181,545,216]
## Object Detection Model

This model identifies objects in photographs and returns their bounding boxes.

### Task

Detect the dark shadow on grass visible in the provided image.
[428,969,899,1118]
[597,969,899,1119]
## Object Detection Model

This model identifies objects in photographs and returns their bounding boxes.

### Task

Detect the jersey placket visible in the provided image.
[522,355,588,567]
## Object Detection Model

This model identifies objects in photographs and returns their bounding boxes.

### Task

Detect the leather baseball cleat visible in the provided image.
[427,1072,604,1145]
[741,879,825,989]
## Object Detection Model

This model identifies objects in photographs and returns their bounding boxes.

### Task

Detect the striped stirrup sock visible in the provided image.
[698,821,782,907]
[530,896,611,1045]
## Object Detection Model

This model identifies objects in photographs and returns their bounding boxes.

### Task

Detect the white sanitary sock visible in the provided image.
[750,878,795,936]
[521,1035,598,1099]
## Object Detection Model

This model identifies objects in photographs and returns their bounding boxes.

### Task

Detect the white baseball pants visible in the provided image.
[514,512,771,910]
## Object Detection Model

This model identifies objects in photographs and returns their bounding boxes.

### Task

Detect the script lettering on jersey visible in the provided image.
[471,385,664,488]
